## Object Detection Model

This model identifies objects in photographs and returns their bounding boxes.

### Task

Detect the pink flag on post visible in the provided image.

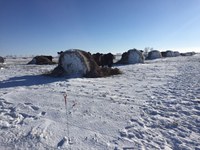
[64,94,67,106]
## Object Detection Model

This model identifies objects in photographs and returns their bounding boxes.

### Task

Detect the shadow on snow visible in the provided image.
[0,75,67,89]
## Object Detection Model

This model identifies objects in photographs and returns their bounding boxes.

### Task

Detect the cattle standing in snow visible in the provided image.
[100,53,115,67]
[117,49,144,64]
[92,53,115,67]
[92,53,103,66]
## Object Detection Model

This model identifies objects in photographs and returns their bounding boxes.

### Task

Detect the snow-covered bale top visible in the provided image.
[146,50,162,60]
[117,49,144,64]
[51,49,121,78]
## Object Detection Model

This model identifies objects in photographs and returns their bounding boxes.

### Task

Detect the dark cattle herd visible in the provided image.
[92,53,115,67]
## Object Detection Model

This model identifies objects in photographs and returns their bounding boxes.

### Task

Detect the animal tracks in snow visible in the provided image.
[24,102,40,111]
[0,98,46,130]
[118,60,200,150]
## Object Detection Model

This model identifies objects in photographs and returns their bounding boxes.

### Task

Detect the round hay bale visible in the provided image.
[117,49,144,64]
[165,50,175,57]
[174,51,180,57]
[146,50,162,60]
[28,56,53,65]
[52,49,101,77]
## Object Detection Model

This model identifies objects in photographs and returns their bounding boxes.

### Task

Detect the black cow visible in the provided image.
[100,53,115,67]
[92,52,115,67]
[57,51,64,55]
[92,53,103,66]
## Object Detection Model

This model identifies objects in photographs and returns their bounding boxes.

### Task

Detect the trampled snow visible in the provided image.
[0,55,200,149]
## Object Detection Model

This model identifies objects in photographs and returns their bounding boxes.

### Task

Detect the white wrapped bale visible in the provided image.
[146,50,162,60]
[117,49,144,64]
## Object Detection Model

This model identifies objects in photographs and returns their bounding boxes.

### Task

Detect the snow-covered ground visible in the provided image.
[0,54,200,150]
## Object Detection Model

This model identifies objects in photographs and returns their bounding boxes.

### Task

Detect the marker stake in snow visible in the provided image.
[63,93,72,146]
[64,93,67,106]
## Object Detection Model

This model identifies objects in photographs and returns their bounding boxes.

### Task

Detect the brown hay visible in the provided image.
[101,67,122,77]
[48,65,65,77]
[84,67,122,78]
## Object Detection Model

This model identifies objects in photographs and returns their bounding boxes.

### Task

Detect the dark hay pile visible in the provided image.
[84,67,122,78]
[28,56,57,65]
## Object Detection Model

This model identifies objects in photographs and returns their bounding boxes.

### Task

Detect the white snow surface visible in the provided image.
[0,55,200,150]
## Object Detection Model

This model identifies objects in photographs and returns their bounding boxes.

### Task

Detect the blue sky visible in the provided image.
[0,0,200,56]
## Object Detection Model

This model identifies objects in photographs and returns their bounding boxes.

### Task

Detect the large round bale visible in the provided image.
[28,56,54,65]
[51,49,121,78]
[0,56,4,63]
[174,51,180,57]
[117,49,144,64]
[146,50,162,60]
[165,50,175,57]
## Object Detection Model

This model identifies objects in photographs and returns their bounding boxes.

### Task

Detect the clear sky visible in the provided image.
[0,0,200,56]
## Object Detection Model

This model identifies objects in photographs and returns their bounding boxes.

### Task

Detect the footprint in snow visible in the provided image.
[24,102,39,111]
[31,105,39,111]
[57,137,67,148]
[41,111,46,116]
[36,111,46,118]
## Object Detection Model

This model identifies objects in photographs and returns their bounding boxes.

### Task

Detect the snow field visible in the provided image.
[0,54,200,149]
